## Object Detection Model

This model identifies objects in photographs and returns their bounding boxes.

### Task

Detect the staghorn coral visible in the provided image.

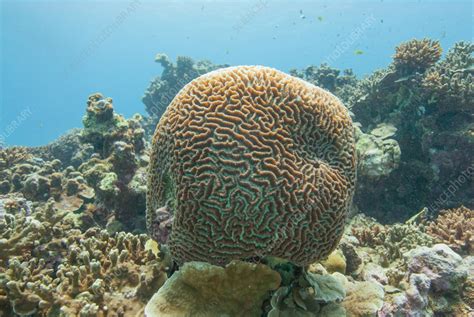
[147,65,356,266]
[0,199,167,316]
[393,38,442,73]
[145,260,280,317]
[426,206,473,255]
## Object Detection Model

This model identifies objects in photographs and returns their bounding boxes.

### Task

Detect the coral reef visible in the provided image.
[289,63,358,105]
[0,93,149,233]
[267,263,384,317]
[355,123,401,179]
[393,38,442,73]
[145,260,281,317]
[426,206,473,255]
[349,214,435,265]
[0,147,31,171]
[28,129,84,167]
[142,54,228,133]
[268,269,346,316]
[0,197,167,316]
[82,93,146,157]
[380,244,471,316]
[346,40,473,222]
[147,65,356,266]
[1,39,472,317]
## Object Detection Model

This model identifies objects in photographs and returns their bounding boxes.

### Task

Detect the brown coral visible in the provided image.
[0,199,167,316]
[426,206,473,255]
[147,66,356,266]
[0,147,30,170]
[421,41,473,112]
[393,38,442,72]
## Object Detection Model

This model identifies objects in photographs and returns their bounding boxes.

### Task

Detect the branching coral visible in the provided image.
[0,147,30,170]
[426,206,473,255]
[147,66,356,266]
[421,41,473,112]
[350,215,435,264]
[393,38,442,73]
[0,199,167,316]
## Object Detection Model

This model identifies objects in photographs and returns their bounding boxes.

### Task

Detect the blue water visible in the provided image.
[1,0,472,147]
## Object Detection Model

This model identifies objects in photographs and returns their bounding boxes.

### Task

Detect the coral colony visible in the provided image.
[0,39,472,316]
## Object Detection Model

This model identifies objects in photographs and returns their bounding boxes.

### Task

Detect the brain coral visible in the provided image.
[147,66,356,266]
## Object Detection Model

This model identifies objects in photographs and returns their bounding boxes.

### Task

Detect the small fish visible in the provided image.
[317,16,324,22]
[380,19,384,23]
[354,49,364,55]
[39,122,44,128]
[299,9,306,19]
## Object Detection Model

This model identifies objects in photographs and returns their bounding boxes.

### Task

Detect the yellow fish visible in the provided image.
[354,49,364,55]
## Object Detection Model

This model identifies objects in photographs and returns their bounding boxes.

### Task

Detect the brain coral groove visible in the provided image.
[147,66,356,266]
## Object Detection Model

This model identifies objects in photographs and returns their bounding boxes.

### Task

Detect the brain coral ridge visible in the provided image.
[147,65,356,266]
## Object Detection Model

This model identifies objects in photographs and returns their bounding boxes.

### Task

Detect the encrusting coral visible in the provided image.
[355,123,401,180]
[147,65,356,266]
[426,206,473,255]
[145,260,281,317]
